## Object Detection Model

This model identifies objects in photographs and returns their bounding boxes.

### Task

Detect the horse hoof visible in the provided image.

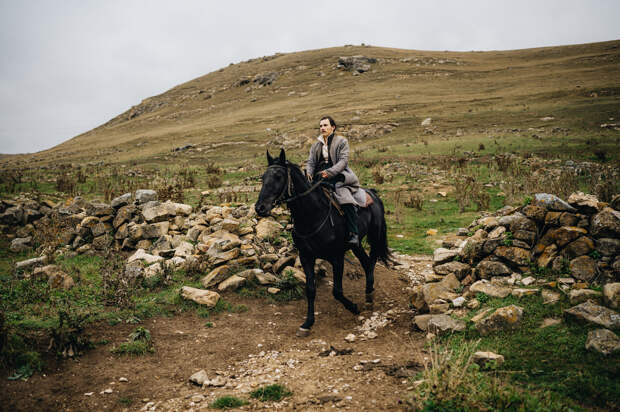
[364,301,374,310]
[296,328,311,337]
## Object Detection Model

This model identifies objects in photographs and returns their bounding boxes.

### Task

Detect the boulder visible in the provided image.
[537,244,558,268]
[460,237,485,264]
[201,265,233,288]
[433,261,471,279]
[180,287,220,307]
[433,248,459,265]
[562,237,594,259]
[273,256,296,274]
[569,289,602,304]
[10,237,32,253]
[603,283,620,309]
[534,193,577,212]
[281,266,306,283]
[142,222,170,239]
[512,288,539,298]
[92,234,113,250]
[218,275,246,291]
[488,226,506,239]
[144,263,162,278]
[476,260,511,279]
[255,218,283,240]
[235,269,263,281]
[15,256,47,271]
[475,305,524,336]
[220,218,240,233]
[135,189,158,204]
[48,270,75,290]
[585,329,620,355]
[470,280,511,298]
[568,192,601,214]
[590,207,620,238]
[189,370,209,386]
[493,246,531,267]
[413,314,433,331]
[522,205,546,222]
[113,205,136,229]
[111,193,132,208]
[256,272,279,285]
[174,241,194,258]
[512,230,536,246]
[478,217,498,230]
[564,301,620,328]
[542,289,561,305]
[427,315,466,336]
[473,351,504,367]
[597,238,620,257]
[199,230,241,251]
[127,249,163,264]
[206,246,239,266]
[569,256,597,282]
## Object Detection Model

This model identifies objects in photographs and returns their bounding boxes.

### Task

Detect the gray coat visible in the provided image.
[306,134,367,207]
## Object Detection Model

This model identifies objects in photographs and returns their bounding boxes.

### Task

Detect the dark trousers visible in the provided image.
[342,204,358,235]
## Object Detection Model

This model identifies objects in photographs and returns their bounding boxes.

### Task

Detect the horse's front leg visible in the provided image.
[297,253,316,337]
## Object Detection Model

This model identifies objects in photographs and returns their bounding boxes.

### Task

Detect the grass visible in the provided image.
[210,396,248,409]
[433,293,620,409]
[111,327,154,356]
[250,384,292,401]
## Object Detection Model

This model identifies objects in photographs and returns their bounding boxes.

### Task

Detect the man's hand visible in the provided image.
[320,171,329,179]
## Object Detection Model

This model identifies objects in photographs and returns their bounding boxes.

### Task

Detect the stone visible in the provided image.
[207,246,239,266]
[476,260,511,279]
[521,276,536,286]
[344,334,356,342]
[235,268,262,281]
[429,303,450,314]
[564,301,620,328]
[15,256,47,271]
[475,305,524,336]
[426,228,438,236]
[569,256,597,282]
[181,287,220,307]
[92,234,113,250]
[144,263,162,278]
[90,222,107,237]
[536,244,557,268]
[256,272,278,285]
[135,189,158,204]
[48,270,75,289]
[603,283,620,309]
[512,288,539,298]
[427,315,466,335]
[585,329,620,355]
[142,222,170,239]
[267,287,280,294]
[488,226,506,239]
[201,265,233,288]
[493,246,531,267]
[421,117,432,126]
[591,207,620,238]
[569,289,602,304]
[218,275,246,291]
[452,296,466,307]
[460,237,485,264]
[467,299,480,309]
[432,248,459,265]
[189,369,209,386]
[127,249,163,264]
[282,266,306,283]
[542,289,561,305]
[534,193,577,212]
[255,218,283,240]
[174,241,194,258]
[220,218,240,233]
[111,193,132,208]
[10,237,32,253]
[473,351,504,367]
[568,192,601,214]
[478,216,498,230]
[113,205,136,229]
[471,308,493,323]
[522,205,546,222]
[433,261,471,279]
[273,256,296,274]
[482,238,503,255]
[413,314,433,331]
[199,230,241,251]
[470,280,511,298]
[597,238,620,257]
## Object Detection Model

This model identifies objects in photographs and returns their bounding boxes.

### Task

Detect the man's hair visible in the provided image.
[320,115,337,130]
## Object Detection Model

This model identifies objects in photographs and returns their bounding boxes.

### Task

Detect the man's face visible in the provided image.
[319,119,334,138]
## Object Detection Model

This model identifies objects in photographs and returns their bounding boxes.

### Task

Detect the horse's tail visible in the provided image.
[367,189,395,266]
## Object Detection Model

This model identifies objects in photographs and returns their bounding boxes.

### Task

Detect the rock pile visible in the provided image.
[337,56,376,74]
[3,190,315,298]
[410,192,620,355]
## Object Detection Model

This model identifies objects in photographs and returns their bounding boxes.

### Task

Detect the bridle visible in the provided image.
[264,163,333,239]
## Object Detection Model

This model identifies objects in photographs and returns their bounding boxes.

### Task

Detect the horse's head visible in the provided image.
[255,149,289,217]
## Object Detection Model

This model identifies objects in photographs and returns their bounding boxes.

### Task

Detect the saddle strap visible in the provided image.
[322,187,344,216]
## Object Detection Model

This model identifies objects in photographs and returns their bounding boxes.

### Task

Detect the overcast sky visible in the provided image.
[1,1,618,155]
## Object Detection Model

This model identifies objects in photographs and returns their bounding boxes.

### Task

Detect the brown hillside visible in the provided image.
[5,40,620,167]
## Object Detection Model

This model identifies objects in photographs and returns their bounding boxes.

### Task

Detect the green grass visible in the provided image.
[250,384,292,401]
[440,293,619,409]
[111,327,154,356]
[210,396,248,409]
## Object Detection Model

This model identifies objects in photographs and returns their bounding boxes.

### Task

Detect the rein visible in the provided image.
[266,163,333,239]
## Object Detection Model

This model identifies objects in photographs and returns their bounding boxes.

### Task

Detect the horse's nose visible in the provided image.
[255,203,266,216]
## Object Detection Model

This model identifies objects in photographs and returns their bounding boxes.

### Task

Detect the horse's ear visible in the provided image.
[278,148,286,164]
[266,150,274,165]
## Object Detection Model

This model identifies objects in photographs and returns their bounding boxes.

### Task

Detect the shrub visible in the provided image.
[250,384,292,401]
[111,326,154,356]
[211,396,248,409]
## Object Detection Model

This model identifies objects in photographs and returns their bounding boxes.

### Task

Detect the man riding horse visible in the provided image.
[306,116,367,247]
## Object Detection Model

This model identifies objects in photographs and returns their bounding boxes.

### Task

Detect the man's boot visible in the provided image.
[342,204,359,247]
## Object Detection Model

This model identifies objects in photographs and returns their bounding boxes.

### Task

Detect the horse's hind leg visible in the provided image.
[352,245,376,309]
[331,256,360,315]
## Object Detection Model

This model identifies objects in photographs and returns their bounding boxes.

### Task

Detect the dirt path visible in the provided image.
[1,258,429,411]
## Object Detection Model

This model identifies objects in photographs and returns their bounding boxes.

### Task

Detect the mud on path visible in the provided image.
[1,259,429,411]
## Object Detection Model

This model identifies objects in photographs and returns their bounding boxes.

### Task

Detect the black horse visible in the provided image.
[255,149,392,336]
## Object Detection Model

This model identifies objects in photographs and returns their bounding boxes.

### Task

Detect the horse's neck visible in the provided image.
[287,170,327,225]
